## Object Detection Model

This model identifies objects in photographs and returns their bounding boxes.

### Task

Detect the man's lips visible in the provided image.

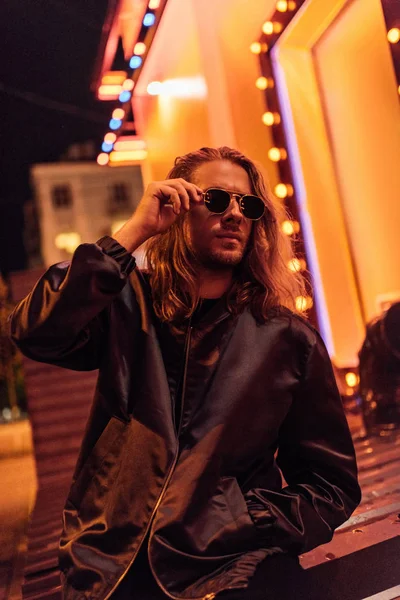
[216,232,242,241]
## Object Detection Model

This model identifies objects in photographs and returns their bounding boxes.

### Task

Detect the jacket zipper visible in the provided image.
[104,325,216,600]
[147,325,216,600]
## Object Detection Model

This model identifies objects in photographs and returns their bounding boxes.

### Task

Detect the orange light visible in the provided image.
[295,295,313,312]
[276,1,297,12]
[98,84,122,99]
[104,132,117,143]
[250,42,262,54]
[256,76,274,90]
[288,258,306,272]
[101,71,127,85]
[122,79,135,91]
[134,42,146,55]
[345,372,359,387]
[97,153,109,166]
[113,138,147,152]
[387,28,400,43]
[109,149,148,164]
[268,147,287,162]
[262,21,283,35]
[112,108,125,120]
[282,220,300,235]
[275,183,294,198]
[262,112,280,126]
[148,0,160,8]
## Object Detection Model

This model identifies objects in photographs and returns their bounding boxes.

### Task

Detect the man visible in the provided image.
[10,147,361,600]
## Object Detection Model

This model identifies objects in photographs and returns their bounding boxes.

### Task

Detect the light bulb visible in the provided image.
[256,77,274,90]
[148,0,160,8]
[134,42,147,55]
[112,108,125,120]
[122,79,134,91]
[275,183,293,198]
[295,296,313,312]
[262,21,283,35]
[268,147,287,161]
[104,132,117,143]
[262,112,281,126]
[345,372,359,388]
[276,1,297,12]
[97,153,109,166]
[387,28,400,44]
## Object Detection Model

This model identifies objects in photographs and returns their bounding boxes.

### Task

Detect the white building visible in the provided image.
[31,161,144,266]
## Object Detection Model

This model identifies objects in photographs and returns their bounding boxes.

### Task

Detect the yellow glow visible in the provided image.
[345,372,359,387]
[256,77,275,91]
[276,1,297,12]
[98,84,122,99]
[112,108,125,120]
[295,295,313,312]
[387,28,400,44]
[134,42,146,55]
[275,183,294,198]
[250,42,262,54]
[283,221,300,235]
[262,21,283,35]
[97,153,109,166]
[147,81,163,95]
[122,79,135,91]
[55,232,81,254]
[288,258,306,272]
[101,71,127,85]
[262,111,281,126]
[104,132,117,143]
[111,220,127,235]
[113,138,147,152]
[268,147,287,161]
[147,77,207,98]
[109,149,148,163]
[148,0,160,8]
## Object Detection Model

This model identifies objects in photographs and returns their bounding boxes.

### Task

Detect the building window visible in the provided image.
[51,185,73,209]
[108,182,130,214]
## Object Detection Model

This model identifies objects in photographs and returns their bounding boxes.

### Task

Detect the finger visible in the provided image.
[167,178,203,205]
[158,185,181,215]
[168,181,191,212]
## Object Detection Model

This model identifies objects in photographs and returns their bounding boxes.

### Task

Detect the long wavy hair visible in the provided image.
[145,146,306,327]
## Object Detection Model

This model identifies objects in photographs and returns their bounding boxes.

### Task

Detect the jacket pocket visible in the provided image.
[67,416,127,511]
[220,476,259,549]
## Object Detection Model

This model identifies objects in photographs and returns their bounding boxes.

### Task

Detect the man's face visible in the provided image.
[186,160,253,269]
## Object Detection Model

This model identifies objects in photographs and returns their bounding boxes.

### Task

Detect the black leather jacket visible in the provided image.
[9,237,361,600]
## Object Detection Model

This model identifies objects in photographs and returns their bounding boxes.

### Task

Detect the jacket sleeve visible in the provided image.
[245,327,362,555]
[9,237,136,371]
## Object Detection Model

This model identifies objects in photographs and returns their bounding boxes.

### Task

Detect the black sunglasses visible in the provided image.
[203,188,265,221]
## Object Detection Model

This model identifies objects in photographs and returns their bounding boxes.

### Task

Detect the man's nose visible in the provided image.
[222,198,242,222]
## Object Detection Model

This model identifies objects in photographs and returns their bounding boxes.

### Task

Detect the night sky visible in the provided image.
[0,0,111,275]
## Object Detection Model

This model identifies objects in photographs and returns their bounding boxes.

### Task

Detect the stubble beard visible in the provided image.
[197,244,245,270]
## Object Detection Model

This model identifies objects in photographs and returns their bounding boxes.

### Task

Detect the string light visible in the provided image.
[148,0,160,8]
[97,153,110,166]
[104,132,117,143]
[276,1,297,12]
[109,118,122,130]
[345,372,359,387]
[119,90,132,103]
[143,13,156,27]
[275,183,294,198]
[262,21,283,35]
[129,56,142,69]
[255,76,274,90]
[122,79,135,91]
[250,42,268,54]
[281,220,300,235]
[134,42,147,55]
[262,111,281,126]
[295,296,313,312]
[387,28,400,44]
[112,108,125,120]
[268,147,287,161]
[288,258,306,272]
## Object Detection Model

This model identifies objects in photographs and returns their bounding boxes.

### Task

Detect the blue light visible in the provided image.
[109,118,122,130]
[129,55,142,69]
[119,90,131,103]
[102,142,114,152]
[143,12,156,27]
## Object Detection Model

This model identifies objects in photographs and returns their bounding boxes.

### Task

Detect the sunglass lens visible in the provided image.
[241,196,265,220]
[204,189,231,214]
